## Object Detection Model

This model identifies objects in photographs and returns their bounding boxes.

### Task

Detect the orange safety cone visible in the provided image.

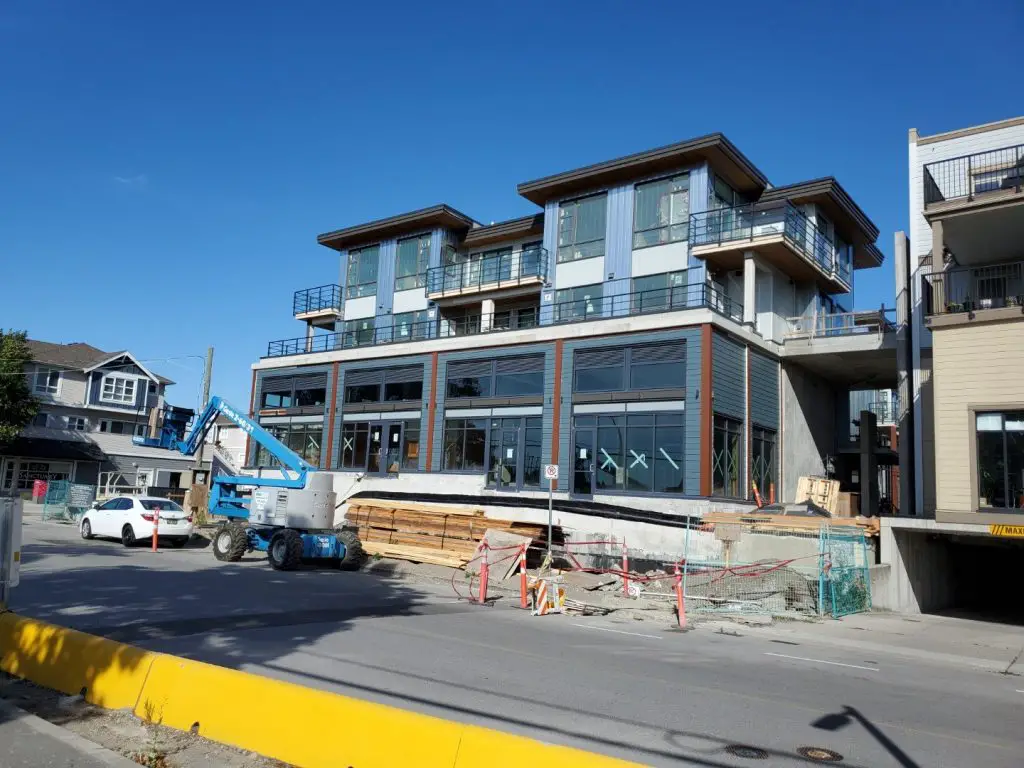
[674,561,687,630]
[519,544,528,609]
[477,542,489,605]
[151,508,159,552]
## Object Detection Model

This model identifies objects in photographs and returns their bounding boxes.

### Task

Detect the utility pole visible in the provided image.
[194,347,214,471]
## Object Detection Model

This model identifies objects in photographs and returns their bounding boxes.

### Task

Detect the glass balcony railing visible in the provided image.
[293,284,342,315]
[923,143,1024,207]
[265,279,742,358]
[426,247,548,295]
[922,260,1024,316]
[690,202,849,286]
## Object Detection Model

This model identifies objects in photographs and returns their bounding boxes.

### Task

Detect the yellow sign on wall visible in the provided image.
[989,524,1024,538]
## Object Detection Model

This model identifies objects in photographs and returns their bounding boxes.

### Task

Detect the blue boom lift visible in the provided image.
[134,397,362,571]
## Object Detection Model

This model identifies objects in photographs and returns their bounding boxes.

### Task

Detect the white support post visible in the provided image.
[305,323,314,353]
[480,298,495,333]
[743,251,757,327]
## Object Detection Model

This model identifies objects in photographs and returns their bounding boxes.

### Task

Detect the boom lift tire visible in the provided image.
[268,529,303,571]
[337,529,364,571]
[213,523,248,562]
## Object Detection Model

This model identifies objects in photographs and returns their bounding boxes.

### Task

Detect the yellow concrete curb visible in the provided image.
[1,613,639,767]
[0,612,157,711]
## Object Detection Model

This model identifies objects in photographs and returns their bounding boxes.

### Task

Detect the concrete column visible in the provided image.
[931,219,944,265]
[894,232,915,516]
[743,251,757,327]
[305,323,314,353]
[859,409,880,517]
[480,298,495,333]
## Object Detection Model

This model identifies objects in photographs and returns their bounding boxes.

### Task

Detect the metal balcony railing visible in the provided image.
[690,202,849,285]
[265,281,742,357]
[293,284,342,315]
[922,261,1024,316]
[426,247,548,295]
[784,308,895,340]
[923,143,1024,206]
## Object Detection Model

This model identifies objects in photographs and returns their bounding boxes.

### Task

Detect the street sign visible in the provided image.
[544,464,559,480]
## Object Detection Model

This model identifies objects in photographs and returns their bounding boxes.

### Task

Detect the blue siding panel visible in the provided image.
[749,351,779,429]
[604,184,633,311]
[539,200,560,321]
[376,239,397,320]
[687,162,710,284]
[712,333,745,420]
[335,248,348,332]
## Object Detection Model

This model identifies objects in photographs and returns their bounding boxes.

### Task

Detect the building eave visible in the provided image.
[462,213,544,248]
[316,204,479,252]
[759,177,880,245]
[516,133,769,205]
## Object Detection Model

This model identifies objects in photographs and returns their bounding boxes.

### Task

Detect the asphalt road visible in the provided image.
[11,513,1024,767]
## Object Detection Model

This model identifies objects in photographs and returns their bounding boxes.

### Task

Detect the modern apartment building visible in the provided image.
[0,340,204,495]
[251,133,893,518]
[882,116,1024,616]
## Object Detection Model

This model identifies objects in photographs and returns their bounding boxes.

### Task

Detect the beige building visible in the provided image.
[880,116,1024,617]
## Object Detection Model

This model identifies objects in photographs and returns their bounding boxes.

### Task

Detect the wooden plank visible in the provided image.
[362,541,468,568]
[352,498,486,517]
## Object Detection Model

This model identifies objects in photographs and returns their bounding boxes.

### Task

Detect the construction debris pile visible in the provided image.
[345,498,558,569]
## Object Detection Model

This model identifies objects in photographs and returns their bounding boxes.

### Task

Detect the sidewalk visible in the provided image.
[717,611,1024,673]
[0,699,137,767]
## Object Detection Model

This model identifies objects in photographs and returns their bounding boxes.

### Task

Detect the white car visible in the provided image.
[80,496,193,548]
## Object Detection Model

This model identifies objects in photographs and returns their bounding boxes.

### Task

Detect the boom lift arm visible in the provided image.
[135,396,313,518]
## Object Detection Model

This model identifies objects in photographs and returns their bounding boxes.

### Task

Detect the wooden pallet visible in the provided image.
[361,541,469,568]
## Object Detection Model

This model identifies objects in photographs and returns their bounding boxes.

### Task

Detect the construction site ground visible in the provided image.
[6,505,1024,767]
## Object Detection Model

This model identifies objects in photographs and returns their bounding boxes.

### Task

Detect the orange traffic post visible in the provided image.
[477,542,489,605]
[518,544,528,609]
[151,507,159,552]
[674,561,687,630]
[622,537,630,597]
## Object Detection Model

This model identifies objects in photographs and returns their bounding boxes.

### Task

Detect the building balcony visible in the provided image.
[293,284,342,329]
[922,260,1024,318]
[781,309,898,389]
[426,247,548,300]
[264,280,742,358]
[923,143,1024,216]
[690,202,851,293]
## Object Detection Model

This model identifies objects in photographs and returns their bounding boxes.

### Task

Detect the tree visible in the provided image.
[0,330,38,445]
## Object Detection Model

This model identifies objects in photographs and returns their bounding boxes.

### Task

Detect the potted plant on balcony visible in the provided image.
[961,295,974,312]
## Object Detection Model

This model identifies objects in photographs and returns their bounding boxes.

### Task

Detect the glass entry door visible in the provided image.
[572,427,595,496]
[368,421,403,475]
[487,417,542,491]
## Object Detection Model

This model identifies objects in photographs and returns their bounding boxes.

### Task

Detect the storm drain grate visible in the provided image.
[724,744,769,760]
[797,746,844,762]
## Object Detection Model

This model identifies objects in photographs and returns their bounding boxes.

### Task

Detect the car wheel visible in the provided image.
[267,529,303,571]
[81,519,93,540]
[121,525,136,548]
[170,537,187,549]
[212,524,247,562]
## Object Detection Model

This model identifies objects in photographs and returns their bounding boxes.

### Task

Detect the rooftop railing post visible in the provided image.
[966,154,973,201]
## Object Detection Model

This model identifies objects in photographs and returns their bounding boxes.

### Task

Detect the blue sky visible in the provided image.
[2,0,1021,409]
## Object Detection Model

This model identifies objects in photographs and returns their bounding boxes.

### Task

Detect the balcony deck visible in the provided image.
[426,248,547,300]
[923,142,1024,218]
[690,203,851,293]
[266,281,742,358]
[293,284,342,329]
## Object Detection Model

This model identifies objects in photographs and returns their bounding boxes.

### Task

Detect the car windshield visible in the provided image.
[138,499,184,512]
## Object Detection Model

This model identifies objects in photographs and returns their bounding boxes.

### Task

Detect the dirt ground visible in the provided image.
[0,673,288,768]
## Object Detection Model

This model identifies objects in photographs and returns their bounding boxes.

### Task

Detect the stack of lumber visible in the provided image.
[703,511,880,537]
[346,498,553,568]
